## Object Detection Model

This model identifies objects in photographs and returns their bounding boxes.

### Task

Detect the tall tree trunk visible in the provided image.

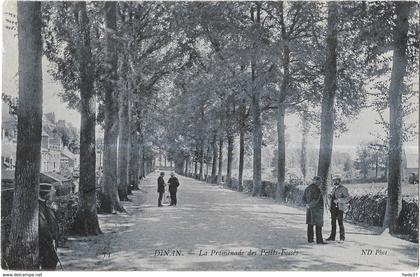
[251,80,262,196]
[226,135,234,188]
[141,144,146,177]
[184,157,188,175]
[128,97,139,191]
[211,132,218,183]
[186,159,188,174]
[363,165,368,180]
[317,2,338,198]
[181,159,184,174]
[147,160,151,174]
[117,57,129,201]
[194,149,198,178]
[300,112,309,181]
[199,143,204,180]
[217,135,224,185]
[72,2,101,235]
[175,159,183,174]
[251,3,262,197]
[129,134,140,190]
[6,2,42,269]
[199,105,206,180]
[126,12,136,193]
[205,143,210,180]
[276,101,286,200]
[100,1,124,213]
[386,1,411,234]
[275,1,288,201]
[138,135,144,179]
[190,160,193,175]
[188,156,192,175]
[238,101,246,191]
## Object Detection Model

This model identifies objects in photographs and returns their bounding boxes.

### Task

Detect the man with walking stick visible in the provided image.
[302,176,326,244]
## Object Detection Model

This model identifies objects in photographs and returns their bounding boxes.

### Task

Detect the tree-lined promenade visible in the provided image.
[58,172,418,271]
[3,1,419,270]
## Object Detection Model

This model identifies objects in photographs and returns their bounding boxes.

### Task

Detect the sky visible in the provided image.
[2,1,81,128]
[2,1,418,159]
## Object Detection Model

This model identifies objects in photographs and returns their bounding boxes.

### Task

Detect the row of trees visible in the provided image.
[5,1,196,269]
[159,1,418,233]
[5,1,418,269]
[355,141,388,180]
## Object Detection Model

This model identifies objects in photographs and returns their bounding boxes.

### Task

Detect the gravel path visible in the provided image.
[58,171,418,271]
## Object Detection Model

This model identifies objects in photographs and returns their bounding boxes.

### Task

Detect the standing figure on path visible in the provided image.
[326,175,349,242]
[157,172,165,207]
[302,176,326,244]
[39,188,60,270]
[168,172,180,206]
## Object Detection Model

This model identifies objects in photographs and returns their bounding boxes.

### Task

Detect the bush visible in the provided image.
[284,185,306,208]
[225,178,304,200]
[1,214,11,258]
[242,180,254,193]
[342,176,387,184]
[345,193,387,226]
[185,172,418,242]
[396,199,419,242]
[232,177,418,242]
[52,193,79,243]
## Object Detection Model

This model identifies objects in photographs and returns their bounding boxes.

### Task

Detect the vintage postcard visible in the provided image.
[1,0,418,274]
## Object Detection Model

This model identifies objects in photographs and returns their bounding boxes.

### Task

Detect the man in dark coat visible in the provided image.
[39,199,60,269]
[167,172,180,206]
[157,172,165,207]
[39,186,60,270]
[326,175,349,242]
[302,176,326,244]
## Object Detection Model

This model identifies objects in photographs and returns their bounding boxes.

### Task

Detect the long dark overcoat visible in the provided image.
[39,199,59,269]
[168,177,180,193]
[302,183,324,226]
[157,176,165,193]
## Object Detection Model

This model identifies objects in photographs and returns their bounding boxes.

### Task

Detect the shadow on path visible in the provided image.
[58,172,418,271]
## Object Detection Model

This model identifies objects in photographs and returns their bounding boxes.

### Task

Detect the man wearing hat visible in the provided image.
[302,176,326,244]
[167,172,180,206]
[326,175,349,242]
[157,172,165,207]
[39,184,60,269]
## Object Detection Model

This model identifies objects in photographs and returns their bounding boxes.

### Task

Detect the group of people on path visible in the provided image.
[157,170,349,244]
[157,172,180,207]
[302,175,350,244]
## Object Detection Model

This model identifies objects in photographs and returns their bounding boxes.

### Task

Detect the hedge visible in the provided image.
[346,194,418,242]
[182,172,418,243]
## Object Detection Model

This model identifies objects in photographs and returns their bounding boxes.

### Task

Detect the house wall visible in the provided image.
[41,149,61,172]
[41,135,49,149]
